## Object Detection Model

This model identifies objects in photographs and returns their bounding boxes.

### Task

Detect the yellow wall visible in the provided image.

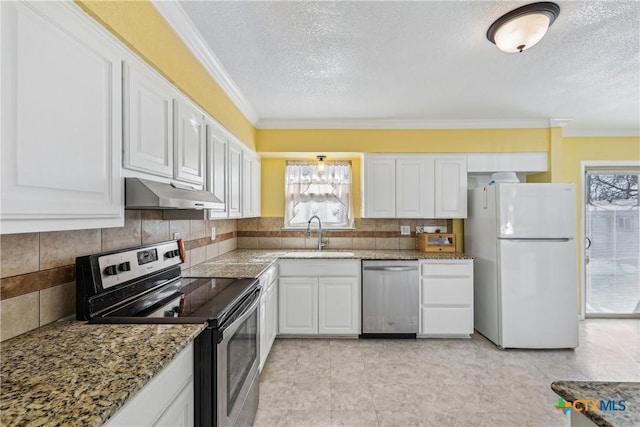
[258,128,549,153]
[259,128,549,219]
[562,136,639,254]
[563,136,639,313]
[259,127,550,254]
[261,157,362,218]
[76,0,256,149]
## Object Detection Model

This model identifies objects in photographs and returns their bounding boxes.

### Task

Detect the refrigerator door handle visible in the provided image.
[483,187,487,209]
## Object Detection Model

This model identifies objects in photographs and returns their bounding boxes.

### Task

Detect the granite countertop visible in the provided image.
[551,381,640,427]
[183,249,472,279]
[0,320,206,426]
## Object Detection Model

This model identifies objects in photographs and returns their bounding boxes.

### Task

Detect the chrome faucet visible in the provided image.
[306,215,327,250]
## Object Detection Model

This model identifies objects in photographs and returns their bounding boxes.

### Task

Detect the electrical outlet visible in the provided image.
[400,225,410,235]
[415,226,424,233]
[173,232,181,240]
[211,227,216,240]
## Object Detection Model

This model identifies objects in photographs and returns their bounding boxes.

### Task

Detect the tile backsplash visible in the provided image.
[0,211,238,342]
[0,214,449,342]
[237,217,451,251]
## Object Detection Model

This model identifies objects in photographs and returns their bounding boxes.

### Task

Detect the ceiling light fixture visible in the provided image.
[487,2,560,53]
[316,155,326,173]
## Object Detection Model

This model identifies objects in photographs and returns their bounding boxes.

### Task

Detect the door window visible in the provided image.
[585,170,639,315]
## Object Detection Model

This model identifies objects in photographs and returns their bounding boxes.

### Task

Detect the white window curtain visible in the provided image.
[284,160,354,228]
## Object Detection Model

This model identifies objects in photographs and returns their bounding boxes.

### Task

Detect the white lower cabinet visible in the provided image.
[278,260,360,336]
[279,277,318,335]
[419,260,474,337]
[105,343,194,426]
[318,277,360,335]
[259,265,278,371]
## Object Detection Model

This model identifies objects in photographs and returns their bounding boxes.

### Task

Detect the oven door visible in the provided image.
[216,288,260,427]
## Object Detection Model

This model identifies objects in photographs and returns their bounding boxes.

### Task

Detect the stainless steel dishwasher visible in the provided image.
[361,260,419,337]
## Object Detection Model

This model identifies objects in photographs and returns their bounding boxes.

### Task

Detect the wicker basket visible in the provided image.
[417,233,456,253]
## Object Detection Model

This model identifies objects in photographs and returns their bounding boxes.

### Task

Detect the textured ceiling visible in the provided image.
[177,1,640,135]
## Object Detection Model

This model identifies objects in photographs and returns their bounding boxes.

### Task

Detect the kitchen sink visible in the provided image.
[283,251,355,258]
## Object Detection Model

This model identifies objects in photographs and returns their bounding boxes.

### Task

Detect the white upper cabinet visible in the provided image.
[434,156,467,218]
[242,150,261,218]
[396,157,435,218]
[362,153,467,219]
[362,156,396,218]
[173,98,206,186]
[227,139,243,218]
[122,60,206,187]
[122,61,174,178]
[1,1,123,233]
[206,119,228,218]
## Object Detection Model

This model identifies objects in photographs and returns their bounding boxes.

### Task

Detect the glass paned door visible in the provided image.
[585,170,639,316]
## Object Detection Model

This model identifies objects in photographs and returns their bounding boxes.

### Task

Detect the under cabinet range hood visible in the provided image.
[125,178,223,215]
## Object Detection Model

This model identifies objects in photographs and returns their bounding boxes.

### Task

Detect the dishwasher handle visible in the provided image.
[363,266,418,272]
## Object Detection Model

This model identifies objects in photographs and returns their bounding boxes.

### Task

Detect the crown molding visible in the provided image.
[256,118,553,130]
[549,118,573,127]
[151,0,259,125]
[562,127,640,137]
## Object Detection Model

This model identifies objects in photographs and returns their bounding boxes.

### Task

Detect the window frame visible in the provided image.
[283,160,355,230]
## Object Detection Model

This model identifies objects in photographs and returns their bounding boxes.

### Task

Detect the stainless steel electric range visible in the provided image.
[76,240,260,427]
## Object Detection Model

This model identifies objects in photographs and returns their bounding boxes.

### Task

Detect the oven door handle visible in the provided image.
[217,289,261,343]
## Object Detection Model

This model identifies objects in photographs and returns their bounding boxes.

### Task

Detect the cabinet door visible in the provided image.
[227,141,242,218]
[318,277,359,335]
[259,294,267,371]
[242,154,253,218]
[242,152,261,218]
[123,61,174,178]
[105,344,193,426]
[434,156,467,218]
[251,157,262,218]
[363,157,396,218]
[154,380,194,427]
[278,278,317,335]
[396,157,434,218]
[1,1,123,233]
[267,280,278,344]
[174,98,205,185]
[206,120,228,218]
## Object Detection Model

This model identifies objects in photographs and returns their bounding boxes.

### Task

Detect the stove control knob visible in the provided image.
[164,251,175,259]
[173,249,181,257]
[118,261,131,272]
[104,265,118,276]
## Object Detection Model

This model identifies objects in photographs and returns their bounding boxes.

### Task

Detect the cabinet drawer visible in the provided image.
[279,260,360,277]
[421,308,472,335]
[421,278,471,306]
[420,261,472,277]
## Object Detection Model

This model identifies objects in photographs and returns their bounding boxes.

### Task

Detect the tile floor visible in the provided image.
[254,319,639,426]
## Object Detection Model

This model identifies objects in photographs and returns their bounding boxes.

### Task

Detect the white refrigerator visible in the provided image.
[465,183,579,349]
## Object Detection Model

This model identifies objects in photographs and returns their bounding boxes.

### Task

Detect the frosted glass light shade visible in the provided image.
[487,2,560,53]
[494,13,551,53]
